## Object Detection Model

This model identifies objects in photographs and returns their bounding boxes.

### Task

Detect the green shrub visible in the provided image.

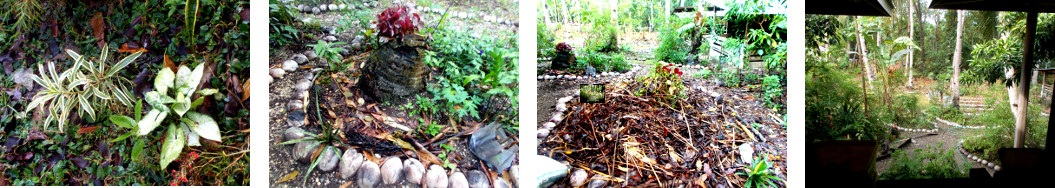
[537,19,557,53]
[761,75,784,111]
[880,142,969,180]
[576,52,630,72]
[656,17,692,64]
[134,63,222,168]
[806,59,884,142]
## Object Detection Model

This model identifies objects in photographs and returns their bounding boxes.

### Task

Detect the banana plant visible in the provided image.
[119,63,220,168]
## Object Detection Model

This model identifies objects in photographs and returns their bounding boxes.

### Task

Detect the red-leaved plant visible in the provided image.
[374,5,422,41]
[555,42,573,54]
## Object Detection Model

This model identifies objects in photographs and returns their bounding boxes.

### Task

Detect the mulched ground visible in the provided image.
[537,63,787,187]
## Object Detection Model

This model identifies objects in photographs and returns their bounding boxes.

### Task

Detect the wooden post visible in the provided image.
[1015,11,1038,148]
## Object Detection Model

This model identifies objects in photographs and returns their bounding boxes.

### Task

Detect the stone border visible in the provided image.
[885,122,939,133]
[956,138,1001,171]
[281,1,519,27]
[538,94,577,139]
[934,116,986,129]
[537,66,641,81]
[274,50,518,188]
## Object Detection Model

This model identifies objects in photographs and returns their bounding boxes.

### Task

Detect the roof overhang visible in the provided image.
[806,0,893,16]
[930,0,1055,13]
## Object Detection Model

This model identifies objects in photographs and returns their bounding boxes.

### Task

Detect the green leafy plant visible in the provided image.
[109,99,149,160]
[0,0,42,34]
[135,63,222,168]
[880,143,969,180]
[655,17,692,64]
[761,75,784,110]
[269,0,300,46]
[636,63,685,106]
[436,143,457,170]
[307,40,349,71]
[737,156,783,188]
[26,49,143,131]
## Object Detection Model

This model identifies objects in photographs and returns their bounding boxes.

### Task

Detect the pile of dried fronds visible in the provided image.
[541,80,786,187]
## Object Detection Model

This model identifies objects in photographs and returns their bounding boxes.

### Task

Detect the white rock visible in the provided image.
[293,140,319,164]
[551,113,563,123]
[288,100,303,111]
[358,160,382,188]
[538,128,550,138]
[465,170,488,188]
[739,143,754,164]
[312,7,321,14]
[329,4,339,11]
[381,157,404,184]
[284,127,306,141]
[510,165,519,185]
[537,76,543,80]
[294,79,312,91]
[569,169,588,187]
[282,60,298,72]
[994,166,1001,171]
[404,158,426,185]
[448,171,469,188]
[340,148,364,179]
[339,4,347,10]
[317,146,341,172]
[292,54,308,64]
[304,51,318,60]
[493,176,511,188]
[425,165,448,188]
[270,68,286,78]
[543,122,557,130]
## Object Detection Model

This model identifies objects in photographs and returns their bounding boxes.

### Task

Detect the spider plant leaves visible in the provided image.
[160,123,186,168]
[155,67,175,94]
[137,109,168,135]
[78,95,95,121]
[109,51,143,77]
[186,111,221,142]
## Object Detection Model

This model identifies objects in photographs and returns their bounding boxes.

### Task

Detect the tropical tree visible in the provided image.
[951,10,965,108]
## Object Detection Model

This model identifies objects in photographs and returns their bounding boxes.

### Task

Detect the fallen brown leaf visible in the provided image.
[163,55,177,72]
[76,126,100,134]
[89,13,106,48]
[241,79,250,102]
[275,171,298,184]
[117,43,147,53]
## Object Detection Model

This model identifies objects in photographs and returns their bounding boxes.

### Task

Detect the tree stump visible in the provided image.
[552,50,576,70]
[358,34,429,103]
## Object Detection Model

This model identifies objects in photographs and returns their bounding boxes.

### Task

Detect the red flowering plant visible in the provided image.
[374,5,422,42]
[555,42,573,53]
[169,151,200,186]
[635,63,686,105]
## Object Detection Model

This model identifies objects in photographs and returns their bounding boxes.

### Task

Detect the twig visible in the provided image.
[735,121,758,142]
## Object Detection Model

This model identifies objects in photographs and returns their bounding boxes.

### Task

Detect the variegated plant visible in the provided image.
[121,63,221,168]
[26,48,142,131]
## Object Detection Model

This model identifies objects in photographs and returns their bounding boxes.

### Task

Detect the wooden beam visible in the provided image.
[1015,11,1038,148]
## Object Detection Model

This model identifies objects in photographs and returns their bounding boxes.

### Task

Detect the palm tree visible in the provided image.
[951,10,965,108]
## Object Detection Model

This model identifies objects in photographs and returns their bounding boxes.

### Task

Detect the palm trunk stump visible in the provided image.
[358,34,429,103]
